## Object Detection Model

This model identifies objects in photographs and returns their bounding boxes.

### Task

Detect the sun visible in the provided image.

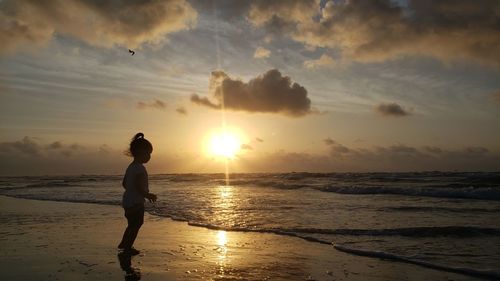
[208,130,242,159]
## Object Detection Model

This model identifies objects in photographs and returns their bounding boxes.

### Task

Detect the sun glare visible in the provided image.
[208,131,241,158]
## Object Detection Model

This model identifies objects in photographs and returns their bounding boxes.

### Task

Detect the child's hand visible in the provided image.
[147,193,157,203]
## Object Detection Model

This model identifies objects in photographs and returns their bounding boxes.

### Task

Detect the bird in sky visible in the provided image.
[128,49,135,56]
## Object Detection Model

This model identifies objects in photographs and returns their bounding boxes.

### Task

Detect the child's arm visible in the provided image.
[135,172,157,202]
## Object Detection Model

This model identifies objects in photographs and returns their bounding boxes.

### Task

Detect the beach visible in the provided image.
[0,195,484,281]
[2,0,499,279]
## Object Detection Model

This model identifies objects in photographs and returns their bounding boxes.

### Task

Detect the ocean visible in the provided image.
[1,172,499,278]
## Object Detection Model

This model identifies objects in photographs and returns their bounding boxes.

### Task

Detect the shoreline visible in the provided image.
[0,195,485,280]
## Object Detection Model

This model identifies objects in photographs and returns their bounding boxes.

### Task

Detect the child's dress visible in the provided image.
[122,162,148,209]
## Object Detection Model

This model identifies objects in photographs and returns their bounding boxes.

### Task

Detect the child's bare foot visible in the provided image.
[122,247,140,256]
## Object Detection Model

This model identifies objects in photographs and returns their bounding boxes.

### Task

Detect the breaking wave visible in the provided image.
[334,244,500,280]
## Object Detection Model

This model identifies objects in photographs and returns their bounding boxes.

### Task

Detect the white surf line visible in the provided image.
[334,244,500,280]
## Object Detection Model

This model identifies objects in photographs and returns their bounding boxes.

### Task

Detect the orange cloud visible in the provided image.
[254,46,271,58]
[303,54,335,69]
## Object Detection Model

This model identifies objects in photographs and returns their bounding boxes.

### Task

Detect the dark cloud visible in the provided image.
[247,0,500,65]
[1,137,498,174]
[191,69,313,117]
[59,143,86,157]
[425,146,490,158]
[318,140,499,171]
[464,146,489,155]
[0,0,197,54]
[47,141,63,150]
[380,145,419,154]
[247,0,318,27]
[136,99,167,111]
[324,138,350,155]
[323,138,335,146]
[246,0,318,41]
[190,94,220,109]
[0,137,41,156]
[175,106,188,115]
[241,144,253,150]
[0,138,126,175]
[375,103,410,117]
[99,144,111,154]
[255,138,264,143]
[0,137,86,158]
[331,143,350,154]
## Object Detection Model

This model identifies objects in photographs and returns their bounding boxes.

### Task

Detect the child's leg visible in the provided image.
[119,205,144,249]
[118,227,131,249]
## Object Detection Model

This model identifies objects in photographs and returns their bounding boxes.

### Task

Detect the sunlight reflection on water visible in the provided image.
[216,230,228,277]
[215,187,230,263]
[217,230,227,249]
[219,185,232,198]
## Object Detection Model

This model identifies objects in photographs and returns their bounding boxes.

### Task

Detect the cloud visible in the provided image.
[191,69,313,117]
[176,106,187,115]
[247,0,319,27]
[47,141,63,150]
[241,144,253,150]
[0,137,42,156]
[0,0,198,54]
[254,46,271,58]
[1,136,498,174]
[246,0,319,41]
[317,140,500,171]
[190,94,220,109]
[247,0,500,65]
[323,138,335,146]
[99,144,111,154]
[375,145,419,156]
[303,54,335,69]
[0,136,208,175]
[375,103,410,117]
[464,146,489,155]
[61,142,85,157]
[137,99,167,111]
[255,138,264,143]
[0,137,128,175]
[323,138,350,155]
[0,137,87,158]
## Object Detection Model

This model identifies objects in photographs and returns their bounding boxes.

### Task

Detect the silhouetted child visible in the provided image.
[118,133,157,255]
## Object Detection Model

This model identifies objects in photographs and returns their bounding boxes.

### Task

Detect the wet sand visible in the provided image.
[0,195,481,280]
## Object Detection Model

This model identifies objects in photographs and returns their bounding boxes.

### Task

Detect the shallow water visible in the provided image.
[1,172,499,276]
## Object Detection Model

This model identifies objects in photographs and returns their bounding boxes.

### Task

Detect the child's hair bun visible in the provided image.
[127,132,152,157]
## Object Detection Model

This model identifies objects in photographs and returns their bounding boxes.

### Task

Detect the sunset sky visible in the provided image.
[1,0,499,175]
